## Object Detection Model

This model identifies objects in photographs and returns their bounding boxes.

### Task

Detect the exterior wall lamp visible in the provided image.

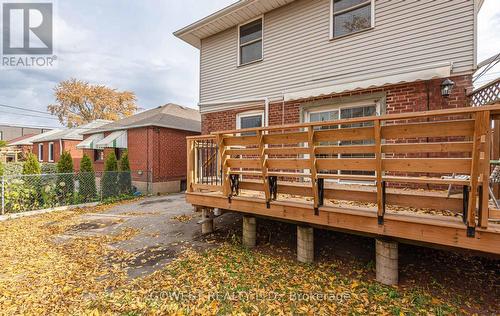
[440,78,455,97]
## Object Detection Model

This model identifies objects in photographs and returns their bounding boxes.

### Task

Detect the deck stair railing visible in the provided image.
[187,104,500,236]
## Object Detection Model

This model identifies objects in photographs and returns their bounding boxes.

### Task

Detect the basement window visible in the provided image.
[238,18,263,66]
[331,0,373,38]
[236,111,264,136]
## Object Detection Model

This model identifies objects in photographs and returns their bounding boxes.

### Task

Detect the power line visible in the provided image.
[0,110,60,121]
[474,52,500,83]
[0,103,53,116]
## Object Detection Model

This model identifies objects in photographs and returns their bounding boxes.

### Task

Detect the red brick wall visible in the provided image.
[201,75,472,133]
[84,127,199,182]
[32,140,82,170]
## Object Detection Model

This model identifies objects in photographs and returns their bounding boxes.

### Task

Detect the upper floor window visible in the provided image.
[331,0,373,38]
[238,18,263,66]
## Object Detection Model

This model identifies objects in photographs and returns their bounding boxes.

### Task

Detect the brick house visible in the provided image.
[32,120,111,171]
[79,104,201,194]
[174,0,483,134]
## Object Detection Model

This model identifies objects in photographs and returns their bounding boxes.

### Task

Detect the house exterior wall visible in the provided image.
[0,126,49,142]
[202,75,472,134]
[200,0,476,103]
[32,140,82,170]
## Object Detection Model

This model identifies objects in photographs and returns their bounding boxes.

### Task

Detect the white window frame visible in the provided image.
[236,110,265,130]
[48,142,54,162]
[237,15,264,66]
[329,0,375,40]
[38,143,43,162]
[304,100,381,184]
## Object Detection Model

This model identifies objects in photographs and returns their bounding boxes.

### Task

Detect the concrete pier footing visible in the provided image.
[375,239,398,285]
[242,216,256,248]
[297,226,314,263]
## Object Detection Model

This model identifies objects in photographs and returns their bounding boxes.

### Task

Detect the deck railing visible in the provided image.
[187,104,500,234]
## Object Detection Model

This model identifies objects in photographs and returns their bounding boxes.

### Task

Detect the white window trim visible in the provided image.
[38,143,43,162]
[48,142,54,162]
[329,0,375,40]
[237,15,264,67]
[236,110,265,130]
[304,100,381,184]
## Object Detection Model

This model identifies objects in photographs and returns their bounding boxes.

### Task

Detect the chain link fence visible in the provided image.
[1,171,152,215]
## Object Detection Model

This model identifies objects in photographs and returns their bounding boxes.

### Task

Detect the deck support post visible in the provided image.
[201,208,214,234]
[297,226,314,263]
[376,239,398,286]
[242,216,256,248]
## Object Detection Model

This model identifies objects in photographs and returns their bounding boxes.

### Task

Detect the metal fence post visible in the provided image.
[1,175,5,215]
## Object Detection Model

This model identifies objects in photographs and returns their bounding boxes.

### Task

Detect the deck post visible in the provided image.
[242,216,256,248]
[375,239,398,286]
[297,226,314,263]
[201,208,214,234]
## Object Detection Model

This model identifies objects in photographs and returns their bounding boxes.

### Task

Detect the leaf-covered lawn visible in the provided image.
[0,204,481,315]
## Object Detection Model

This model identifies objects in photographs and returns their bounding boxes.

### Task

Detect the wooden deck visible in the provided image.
[186,104,500,255]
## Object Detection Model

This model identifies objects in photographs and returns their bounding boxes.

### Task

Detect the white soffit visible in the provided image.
[77,133,104,149]
[284,63,452,102]
[174,0,295,48]
[95,131,127,149]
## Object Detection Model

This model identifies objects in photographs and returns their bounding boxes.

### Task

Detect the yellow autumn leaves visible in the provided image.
[0,203,461,315]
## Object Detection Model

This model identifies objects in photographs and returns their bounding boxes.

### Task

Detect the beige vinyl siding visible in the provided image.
[200,0,475,103]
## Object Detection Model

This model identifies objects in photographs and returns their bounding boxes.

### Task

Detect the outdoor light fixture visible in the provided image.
[440,78,455,97]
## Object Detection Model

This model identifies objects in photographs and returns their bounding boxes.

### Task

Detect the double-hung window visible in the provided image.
[331,0,373,38]
[238,18,263,65]
[48,142,54,162]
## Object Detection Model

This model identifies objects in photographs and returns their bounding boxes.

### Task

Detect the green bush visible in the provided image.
[23,154,41,175]
[3,179,41,213]
[56,151,74,203]
[4,162,23,175]
[118,151,132,195]
[101,152,118,198]
[41,163,57,174]
[79,154,97,202]
[0,160,3,177]
[2,162,56,176]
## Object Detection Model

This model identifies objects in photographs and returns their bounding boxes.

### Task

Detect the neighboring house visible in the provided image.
[32,120,111,170]
[175,0,485,133]
[0,124,51,142]
[79,103,201,194]
[7,129,63,159]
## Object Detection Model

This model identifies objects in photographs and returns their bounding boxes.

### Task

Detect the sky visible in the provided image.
[0,0,499,129]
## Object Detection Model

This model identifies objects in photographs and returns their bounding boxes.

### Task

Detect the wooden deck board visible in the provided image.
[186,192,500,255]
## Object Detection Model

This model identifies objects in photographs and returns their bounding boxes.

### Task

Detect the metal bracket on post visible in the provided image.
[228,174,240,203]
[462,185,469,225]
[378,181,387,225]
[268,176,277,201]
[315,178,324,216]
